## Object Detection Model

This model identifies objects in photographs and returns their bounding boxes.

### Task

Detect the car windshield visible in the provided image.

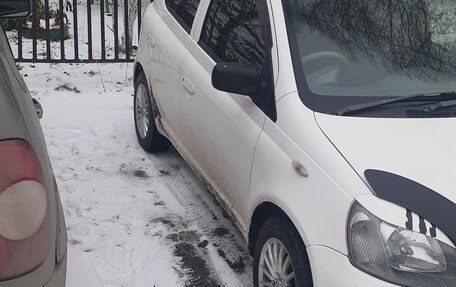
[283,0,456,114]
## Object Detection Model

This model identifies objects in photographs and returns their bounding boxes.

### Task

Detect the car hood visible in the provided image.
[315,113,456,203]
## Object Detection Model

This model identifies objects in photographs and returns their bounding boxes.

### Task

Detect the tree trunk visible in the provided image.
[120,0,136,54]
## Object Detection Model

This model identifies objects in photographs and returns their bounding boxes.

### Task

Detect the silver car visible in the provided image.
[0,2,67,286]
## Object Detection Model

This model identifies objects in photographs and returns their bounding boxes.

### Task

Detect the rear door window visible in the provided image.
[166,0,201,33]
[199,0,266,71]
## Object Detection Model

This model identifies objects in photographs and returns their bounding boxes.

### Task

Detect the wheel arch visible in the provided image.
[134,63,169,139]
[248,201,306,256]
[250,201,315,286]
[134,63,158,116]
[134,62,144,83]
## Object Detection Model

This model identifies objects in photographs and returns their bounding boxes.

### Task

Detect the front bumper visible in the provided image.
[307,245,399,287]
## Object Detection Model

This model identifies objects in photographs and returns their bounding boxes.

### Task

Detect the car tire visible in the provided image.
[134,72,171,153]
[253,216,313,287]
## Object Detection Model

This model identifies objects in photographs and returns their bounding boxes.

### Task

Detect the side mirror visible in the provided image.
[0,0,31,18]
[212,63,260,96]
[32,98,43,119]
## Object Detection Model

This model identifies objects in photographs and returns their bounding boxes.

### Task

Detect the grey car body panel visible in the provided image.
[0,27,48,160]
[0,28,66,287]
[0,32,28,140]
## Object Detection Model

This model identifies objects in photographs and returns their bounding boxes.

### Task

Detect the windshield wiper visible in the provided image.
[425,99,456,112]
[337,91,456,116]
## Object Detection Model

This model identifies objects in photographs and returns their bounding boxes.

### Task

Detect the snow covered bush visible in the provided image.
[36,0,73,28]
[1,0,72,31]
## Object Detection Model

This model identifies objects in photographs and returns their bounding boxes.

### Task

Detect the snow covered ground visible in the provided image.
[19,60,253,287]
[7,2,253,286]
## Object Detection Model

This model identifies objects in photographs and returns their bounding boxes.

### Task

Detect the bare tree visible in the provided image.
[116,0,138,53]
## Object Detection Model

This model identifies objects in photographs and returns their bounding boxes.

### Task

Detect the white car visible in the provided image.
[134,0,456,286]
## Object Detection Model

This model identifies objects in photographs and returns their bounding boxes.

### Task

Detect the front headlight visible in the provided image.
[348,202,456,286]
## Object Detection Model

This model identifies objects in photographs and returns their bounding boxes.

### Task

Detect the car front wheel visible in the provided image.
[254,217,313,287]
[134,72,171,153]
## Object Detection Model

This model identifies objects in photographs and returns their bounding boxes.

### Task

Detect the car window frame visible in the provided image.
[165,0,202,34]
[192,0,278,82]
[193,0,279,121]
[196,0,269,71]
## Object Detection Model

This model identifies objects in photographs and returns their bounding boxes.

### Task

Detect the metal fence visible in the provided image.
[12,0,144,63]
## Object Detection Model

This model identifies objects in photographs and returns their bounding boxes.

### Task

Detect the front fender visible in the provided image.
[248,94,371,254]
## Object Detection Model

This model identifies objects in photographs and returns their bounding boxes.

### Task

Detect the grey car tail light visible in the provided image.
[0,139,50,281]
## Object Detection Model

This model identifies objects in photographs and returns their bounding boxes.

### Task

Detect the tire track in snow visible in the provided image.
[152,152,254,287]
[44,121,254,286]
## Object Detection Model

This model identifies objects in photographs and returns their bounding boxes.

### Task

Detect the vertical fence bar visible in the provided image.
[18,19,23,60]
[124,0,129,59]
[137,0,141,39]
[59,0,65,60]
[45,0,51,61]
[100,0,106,60]
[113,0,119,59]
[12,0,135,63]
[32,1,37,61]
[87,0,93,60]
[72,0,79,60]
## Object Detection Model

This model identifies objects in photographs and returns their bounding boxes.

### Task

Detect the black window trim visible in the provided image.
[198,40,223,64]
[281,1,390,115]
[196,0,222,63]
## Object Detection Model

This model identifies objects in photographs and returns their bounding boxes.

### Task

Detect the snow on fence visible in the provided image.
[6,0,149,63]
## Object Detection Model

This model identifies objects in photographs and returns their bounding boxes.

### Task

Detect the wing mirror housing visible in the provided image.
[0,0,32,18]
[212,63,260,96]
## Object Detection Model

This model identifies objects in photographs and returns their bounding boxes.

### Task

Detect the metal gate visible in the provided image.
[9,0,145,63]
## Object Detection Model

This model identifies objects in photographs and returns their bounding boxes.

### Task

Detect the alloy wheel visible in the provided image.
[258,238,296,287]
[135,83,150,139]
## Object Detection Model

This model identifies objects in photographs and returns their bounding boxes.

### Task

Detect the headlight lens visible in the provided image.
[348,202,456,286]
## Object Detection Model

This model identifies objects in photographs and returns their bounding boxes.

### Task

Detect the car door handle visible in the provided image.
[182,76,195,95]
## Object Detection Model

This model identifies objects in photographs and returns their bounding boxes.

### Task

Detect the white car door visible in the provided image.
[144,0,201,141]
[178,0,275,230]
